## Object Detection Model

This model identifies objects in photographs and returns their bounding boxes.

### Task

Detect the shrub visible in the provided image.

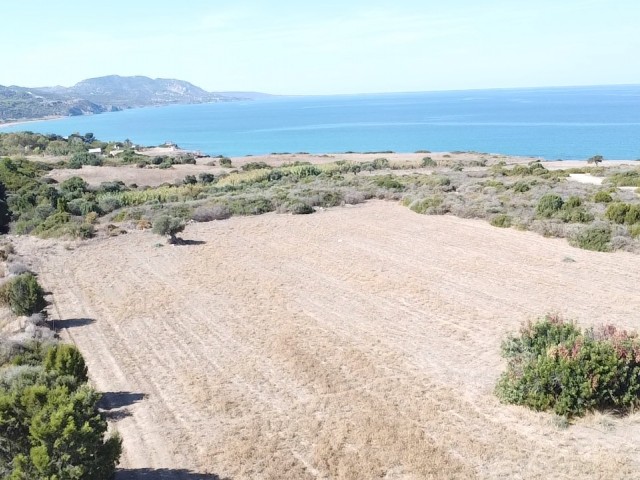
[496,315,640,417]
[152,215,186,244]
[603,202,640,225]
[198,173,216,184]
[409,196,444,214]
[570,224,611,252]
[66,198,99,216]
[587,155,604,165]
[512,181,530,193]
[44,344,88,383]
[625,205,640,225]
[219,157,232,167]
[373,175,404,190]
[97,196,122,214]
[0,273,47,316]
[536,193,564,218]
[594,190,613,203]
[183,175,197,185]
[69,151,102,167]
[242,161,271,171]
[490,214,512,228]
[605,203,630,224]
[192,205,232,222]
[421,157,436,167]
[564,196,582,208]
[288,201,314,215]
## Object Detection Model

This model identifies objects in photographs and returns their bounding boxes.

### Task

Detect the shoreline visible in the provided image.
[0,115,65,129]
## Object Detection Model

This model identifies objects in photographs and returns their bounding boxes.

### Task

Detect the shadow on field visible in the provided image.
[173,238,206,246]
[54,317,95,329]
[116,469,226,480]
[99,391,146,421]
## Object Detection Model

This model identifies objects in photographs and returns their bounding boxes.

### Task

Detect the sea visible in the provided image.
[2,85,640,160]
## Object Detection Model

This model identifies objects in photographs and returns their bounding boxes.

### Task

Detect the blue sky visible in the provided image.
[2,0,638,94]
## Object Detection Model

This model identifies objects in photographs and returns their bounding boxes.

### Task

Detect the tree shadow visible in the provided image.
[99,391,146,421]
[172,238,206,246]
[53,317,95,329]
[116,469,225,479]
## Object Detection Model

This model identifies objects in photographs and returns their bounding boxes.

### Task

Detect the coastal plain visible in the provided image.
[16,197,640,479]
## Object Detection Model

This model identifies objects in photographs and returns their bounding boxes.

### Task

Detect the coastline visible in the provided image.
[0,115,65,129]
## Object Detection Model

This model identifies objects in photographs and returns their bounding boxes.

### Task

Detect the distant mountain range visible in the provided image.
[0,75,267,123]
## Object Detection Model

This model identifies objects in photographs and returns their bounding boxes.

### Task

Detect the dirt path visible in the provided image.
[17,201,640,479]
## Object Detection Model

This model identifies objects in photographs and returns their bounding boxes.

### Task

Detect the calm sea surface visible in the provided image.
[2,86,640,160]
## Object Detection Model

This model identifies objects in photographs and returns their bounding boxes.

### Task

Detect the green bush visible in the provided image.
[496,315,640,417]
[536,194,564,218]
[604,202,640,225]
[373,175,404,190]
[288,201,314,215]
[605,202,629,224]
[564,196,582,208]
[594,190,613,203]
[570,224,611,252]
[66,198,99,216]
[409,196,444,214]
[242,161,271,171]
[0,273,47,316]
[490,214,512,228]
[512,181,530,193]
[421,157,436,167]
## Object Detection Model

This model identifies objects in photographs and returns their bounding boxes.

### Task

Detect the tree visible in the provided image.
[152,215,185,244]
[587,155,604,165]
[0,181,10,234]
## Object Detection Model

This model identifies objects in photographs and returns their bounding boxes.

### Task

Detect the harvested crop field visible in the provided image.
[16,201,640,479]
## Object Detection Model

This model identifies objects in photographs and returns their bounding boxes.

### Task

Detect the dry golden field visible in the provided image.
[16,201,640,479]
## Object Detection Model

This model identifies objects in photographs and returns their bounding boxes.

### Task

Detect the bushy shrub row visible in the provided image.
[496,315,640,417]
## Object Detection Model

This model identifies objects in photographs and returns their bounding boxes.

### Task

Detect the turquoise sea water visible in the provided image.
[2,85,640,160]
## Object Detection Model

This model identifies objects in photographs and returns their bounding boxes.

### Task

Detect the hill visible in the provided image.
[0,75,256,123]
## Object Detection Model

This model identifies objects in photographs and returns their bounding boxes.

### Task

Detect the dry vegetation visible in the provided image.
[15,202,640,479]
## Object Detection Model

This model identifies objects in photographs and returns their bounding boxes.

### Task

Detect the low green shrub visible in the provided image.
[0,272,47,316]
[242,161,271,171]
[490,214,512,228]
[536,193,564,218]
[421,157,436,167]
[605,203,640,225]
[373,175,404,190]
[570,224,611,252]
[288,201,314,215]
[409,196,444,214]
[594,190,613,203]
[496,315,640,417]
[512,181,530,193]
[192,205,232,222]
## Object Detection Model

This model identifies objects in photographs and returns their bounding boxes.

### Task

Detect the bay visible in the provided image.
[2,85,640,160]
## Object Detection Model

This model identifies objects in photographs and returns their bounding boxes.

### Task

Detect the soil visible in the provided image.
[15,201,640,479]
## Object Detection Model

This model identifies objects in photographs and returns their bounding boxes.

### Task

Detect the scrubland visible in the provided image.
[2,132,640,478]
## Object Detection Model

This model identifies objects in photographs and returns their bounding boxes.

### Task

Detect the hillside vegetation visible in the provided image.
[1,132,640,253]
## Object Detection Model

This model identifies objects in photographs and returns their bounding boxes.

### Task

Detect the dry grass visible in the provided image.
[15,201,640,479]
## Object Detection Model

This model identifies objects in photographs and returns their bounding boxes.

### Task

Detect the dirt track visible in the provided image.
[17,201,640,479]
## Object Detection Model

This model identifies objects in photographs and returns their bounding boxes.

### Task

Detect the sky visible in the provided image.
[1,0,638,95]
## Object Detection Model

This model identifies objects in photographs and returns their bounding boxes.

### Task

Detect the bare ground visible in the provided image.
[15,201,640,479]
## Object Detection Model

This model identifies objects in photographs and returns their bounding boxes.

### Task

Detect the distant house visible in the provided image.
[109,149,123,157]
[88,147,102,154]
